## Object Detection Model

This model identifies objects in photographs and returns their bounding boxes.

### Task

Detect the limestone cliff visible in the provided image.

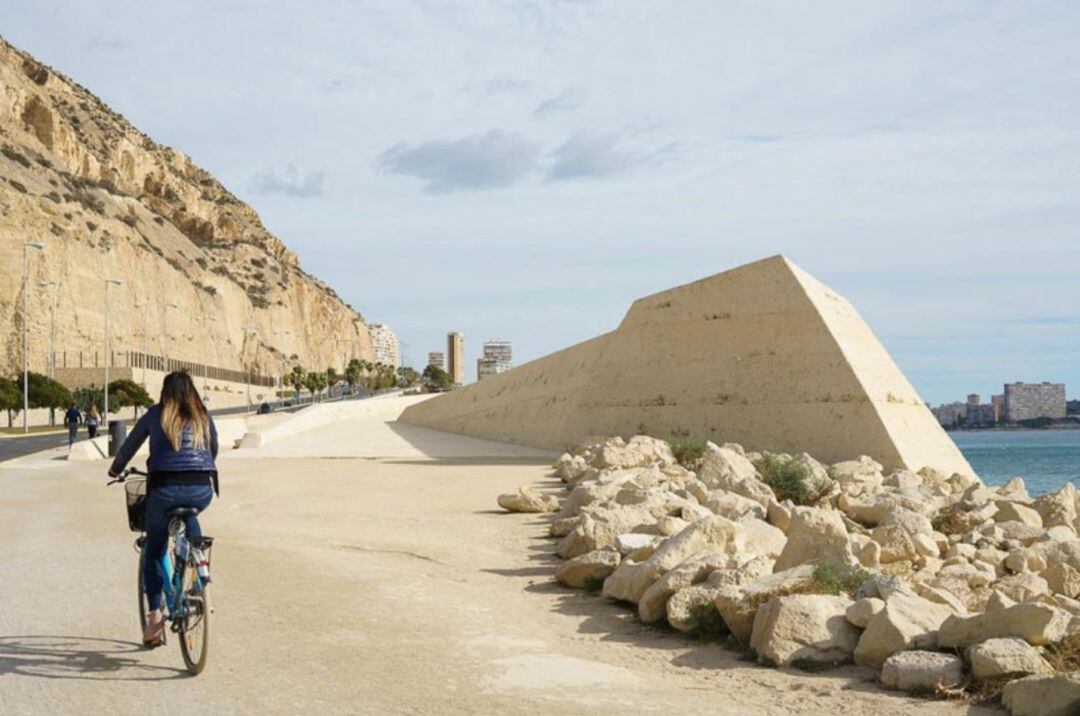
[0,37,372,381]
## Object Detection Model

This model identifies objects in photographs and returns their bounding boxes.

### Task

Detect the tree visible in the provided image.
[326,367,338,398]
[422,365,452,390]
[73,386,120,414]
[109,378,154,418]
[351,359,366,390]
[288,365,306,402]
[345,359,362,394]
[18,372,73,411]
[303,371,327,402]
[397,366,419,387]
[376,362,396,389]
[0,376,20,428]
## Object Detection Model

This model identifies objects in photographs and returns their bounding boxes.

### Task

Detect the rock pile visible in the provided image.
[498,435,1080,715]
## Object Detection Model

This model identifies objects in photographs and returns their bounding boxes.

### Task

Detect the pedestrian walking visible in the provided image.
[86,404,101,439]
[63,404,81,447]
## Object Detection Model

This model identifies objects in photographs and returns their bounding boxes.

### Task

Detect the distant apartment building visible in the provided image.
[991,394,1005,423]
[1003,382,1066,423]
[966,403,995,427]
[966,393,980,406]
[932,401,967,428]
[477,339,513,382]
[427,351,446,371]
[483,339,512,365]
[447,332,464,385]
[368,323,399,367]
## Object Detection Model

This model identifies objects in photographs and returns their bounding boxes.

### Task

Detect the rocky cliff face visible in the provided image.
[0,37,372,381]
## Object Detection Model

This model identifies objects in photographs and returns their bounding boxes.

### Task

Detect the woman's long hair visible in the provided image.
[159,371,211,451]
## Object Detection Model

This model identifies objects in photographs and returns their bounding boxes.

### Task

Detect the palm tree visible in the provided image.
[345,359,362,395]
[302,371,321,402]
[357,359,373,390]
[326,366,338,398]
[289,365,306,402]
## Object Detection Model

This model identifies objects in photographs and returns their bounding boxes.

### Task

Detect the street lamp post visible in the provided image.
[242,325,259,411]
[37,280,59,425]
[163,302,179,372]
[273,330,291,405]
[103,279,124,441]
[133,302,148,388]
[21,241,45,433]
[196,315,217,399]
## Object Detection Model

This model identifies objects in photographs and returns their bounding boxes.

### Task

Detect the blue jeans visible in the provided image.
[143,484,213,611]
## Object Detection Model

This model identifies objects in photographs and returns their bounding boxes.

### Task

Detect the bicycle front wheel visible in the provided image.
[178,560,210,675]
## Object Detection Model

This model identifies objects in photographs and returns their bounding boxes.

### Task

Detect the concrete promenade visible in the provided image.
[0,397,989,715]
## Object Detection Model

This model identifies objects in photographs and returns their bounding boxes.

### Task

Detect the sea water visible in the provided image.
[951,430,1080,495]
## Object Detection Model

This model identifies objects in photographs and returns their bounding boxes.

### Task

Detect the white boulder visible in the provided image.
[1001,673,1080,716]
[773,507,856,572]
[555,549,621,589]
[880,650,964,692]
[497,485,559,513]
[967,637,1053,680]
[938,603,1072,649]
[750,594,859,666]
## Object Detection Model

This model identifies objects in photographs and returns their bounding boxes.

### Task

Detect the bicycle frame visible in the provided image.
[154,519,204,621]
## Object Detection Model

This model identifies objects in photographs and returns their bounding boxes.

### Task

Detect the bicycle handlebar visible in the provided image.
[107,467,148,485]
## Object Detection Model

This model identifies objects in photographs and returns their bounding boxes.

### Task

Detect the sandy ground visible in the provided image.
[0,398,998,715]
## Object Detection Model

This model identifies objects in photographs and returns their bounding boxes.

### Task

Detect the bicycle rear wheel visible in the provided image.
[178,559,210,675]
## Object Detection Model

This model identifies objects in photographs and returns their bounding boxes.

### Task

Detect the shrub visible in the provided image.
[667,436,707,470]
[755,454,833,505]
[810,562,872,596]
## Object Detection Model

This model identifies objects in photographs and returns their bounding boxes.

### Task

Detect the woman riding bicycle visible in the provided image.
[108,371,219,647]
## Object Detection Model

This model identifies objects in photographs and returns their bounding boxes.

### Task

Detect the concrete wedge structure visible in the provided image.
[400,255,974,476]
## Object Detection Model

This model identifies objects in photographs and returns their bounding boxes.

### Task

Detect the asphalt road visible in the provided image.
[0,431,71,462]
[0,391,378,464]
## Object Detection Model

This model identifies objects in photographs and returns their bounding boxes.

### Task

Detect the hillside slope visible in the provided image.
[0,37,372,380]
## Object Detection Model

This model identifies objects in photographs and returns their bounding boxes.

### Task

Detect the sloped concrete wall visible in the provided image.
[399,256,974,476]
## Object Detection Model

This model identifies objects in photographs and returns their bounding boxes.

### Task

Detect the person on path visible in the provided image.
[63,404,81,447]
[109,371,219,647]
[86,404,101,439]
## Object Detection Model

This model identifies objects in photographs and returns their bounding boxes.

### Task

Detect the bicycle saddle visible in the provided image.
[166,506,201,519]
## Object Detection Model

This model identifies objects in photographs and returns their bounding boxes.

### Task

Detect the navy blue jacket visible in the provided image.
[110,404,219,477]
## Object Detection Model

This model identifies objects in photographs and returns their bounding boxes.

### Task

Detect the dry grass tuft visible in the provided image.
[1046,633,1080,673]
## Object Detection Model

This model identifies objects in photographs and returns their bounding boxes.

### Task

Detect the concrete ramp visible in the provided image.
[229,394,553,461]
[399,255,974,476]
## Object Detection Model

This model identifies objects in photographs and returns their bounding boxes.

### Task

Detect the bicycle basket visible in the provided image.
[124,478,147,532]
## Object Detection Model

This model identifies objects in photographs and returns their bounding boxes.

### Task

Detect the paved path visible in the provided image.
[0,397,995,715]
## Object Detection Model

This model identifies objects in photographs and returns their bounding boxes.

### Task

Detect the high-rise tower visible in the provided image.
[447,332,464,385]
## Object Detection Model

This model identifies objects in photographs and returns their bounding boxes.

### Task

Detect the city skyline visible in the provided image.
[1,2,1077,404]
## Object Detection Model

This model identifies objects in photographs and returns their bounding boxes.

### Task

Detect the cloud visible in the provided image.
[545,131,644,181]
[376,130,539,193]
[462,77,532,97]
[1009,315,1080,326]
[736,134,784,143]
[84,35,126,53]
[321,77,352,94]
[250,165,325,197]
[534,87,584,117]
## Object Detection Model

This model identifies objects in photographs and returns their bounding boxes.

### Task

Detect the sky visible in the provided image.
[2,0,1077,404]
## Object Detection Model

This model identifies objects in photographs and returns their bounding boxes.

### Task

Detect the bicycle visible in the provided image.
[108,467,213,675]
